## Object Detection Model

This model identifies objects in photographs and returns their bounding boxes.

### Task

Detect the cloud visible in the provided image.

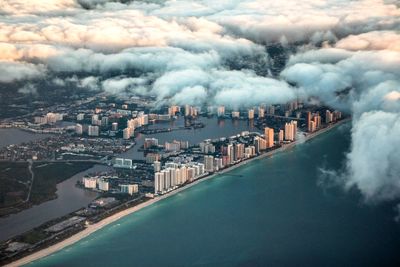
[0,61,45,83]
[346,111,400,202]
[335,31,400,52]
[102,76,147,94]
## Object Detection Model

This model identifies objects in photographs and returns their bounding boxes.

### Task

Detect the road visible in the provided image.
[25,160,34,203]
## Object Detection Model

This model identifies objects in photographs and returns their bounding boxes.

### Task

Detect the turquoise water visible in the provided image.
[28,124,400,267]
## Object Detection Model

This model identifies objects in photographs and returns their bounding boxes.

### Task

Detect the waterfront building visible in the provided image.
[307,111,312,132]
[165,141,181,152]
[184,105,197,117]
[264,127,274,148]
[235,143,245,161]
[120,184,138,195]
[157,114,172,121]
[83,177,97,189]
[180,140,189,149]
[204,155,214,172]
[248,109,255,120]
[46,112,63,124]
[244,147,254,158]
[114,158,134,169]
[187,167,195,182]
[309,120,316,132]
[278,129,284,143]
[284,121,297,141]
[34,116,47,124]
[232,111,240,119]
[313,113,321,129]
[227,144,235,164]
[333,110,342,121]
[168,105,180,116]
[217,106,225,117]
[285,123,293,141]
[214,157,224,170]
[98,179,109,191]
[154,172,164,193]
[254,136,267,153]
[144,138,159,149]
[326,110,333,123]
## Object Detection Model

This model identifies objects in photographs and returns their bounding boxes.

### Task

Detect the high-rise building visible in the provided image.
[168,105,180,116]
[278,129,284,143]
[88,125,99,136]
[284,121,297,141]
[98,179,109,191]
[204,155,214,172]
[75,124,83,135]
[325,110,332,123]
[144,138,159,149]
[307,111,312,132]
[91,114,99,125]
[83,177,97,189]
[254,136,267,153]
[264,127,274,148]
[309,120,316,132]
[111,122,118,131]
[258,107,265,118]
[76,113,85,121]
[154,172,164,194]
[165,141,181,152]
[120,184,138,195]
[235,143,245,160]
[200,141,215,154]
[226,144,235,164]
[146,153,160,163]
[123,128,132,139]
[217,106,225,117]
[154,161,161,172]
[101,116,109,127]
[267,105,275,115]
[248,109,255,120]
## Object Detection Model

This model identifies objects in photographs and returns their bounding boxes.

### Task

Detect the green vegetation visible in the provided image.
[19,230,48,245]
[0,162,30,211]
[30,162,94,204]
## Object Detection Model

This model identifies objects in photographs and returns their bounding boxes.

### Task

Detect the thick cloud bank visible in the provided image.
[1,0,400,215]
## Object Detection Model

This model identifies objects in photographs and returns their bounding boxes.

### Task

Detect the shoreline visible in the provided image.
[6,119,349,267]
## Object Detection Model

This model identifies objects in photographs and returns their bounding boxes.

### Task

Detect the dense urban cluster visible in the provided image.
[0,94,344,264]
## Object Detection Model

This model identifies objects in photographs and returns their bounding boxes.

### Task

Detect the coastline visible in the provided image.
[6,119,349,267]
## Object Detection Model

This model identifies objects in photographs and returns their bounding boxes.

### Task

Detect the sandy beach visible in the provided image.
[7,119,349,267]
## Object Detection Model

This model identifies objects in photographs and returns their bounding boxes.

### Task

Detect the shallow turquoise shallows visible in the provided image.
[27,124,400,267]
